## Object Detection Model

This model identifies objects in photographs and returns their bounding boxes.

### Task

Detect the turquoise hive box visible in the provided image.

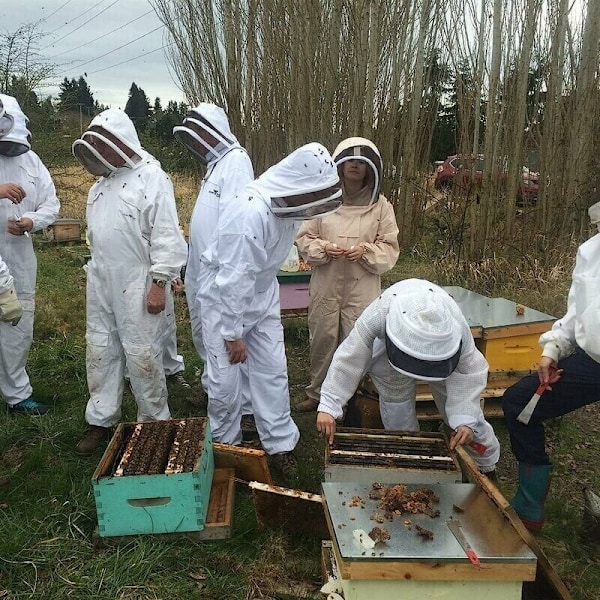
[92,417,214,538]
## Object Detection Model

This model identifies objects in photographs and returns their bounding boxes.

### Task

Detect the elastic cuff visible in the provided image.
[541,345,559,363]
[317,401,343,420]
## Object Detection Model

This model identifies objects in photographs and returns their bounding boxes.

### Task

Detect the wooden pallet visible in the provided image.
[93,468,235,545]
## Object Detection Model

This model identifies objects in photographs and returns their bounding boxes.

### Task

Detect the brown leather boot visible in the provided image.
[295,397,319,412]
[76,425,110,456]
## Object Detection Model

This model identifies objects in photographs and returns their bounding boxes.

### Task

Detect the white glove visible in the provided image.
[0,286,23,325]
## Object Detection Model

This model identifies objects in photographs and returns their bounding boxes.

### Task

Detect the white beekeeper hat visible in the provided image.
[385,282,462,381]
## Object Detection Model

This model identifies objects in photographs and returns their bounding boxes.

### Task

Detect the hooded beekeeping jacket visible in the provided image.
[82,109,187,427]
[197,142,340,451]
[183,104,253,364]
[318,279,500,471]
[0,94,60,405]
[295,137,399,402]
[539,227,600,364]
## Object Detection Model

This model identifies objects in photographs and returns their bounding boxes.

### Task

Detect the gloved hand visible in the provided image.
[0,286,23,325]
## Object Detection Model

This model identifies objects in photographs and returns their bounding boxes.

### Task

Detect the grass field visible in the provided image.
[0,169,598,598]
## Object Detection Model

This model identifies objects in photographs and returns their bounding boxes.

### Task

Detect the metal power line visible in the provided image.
[86,43,173,76]
[64,25,164,72]
[47,9,154,59]
[39,0,77,23]
[41,0,121,50]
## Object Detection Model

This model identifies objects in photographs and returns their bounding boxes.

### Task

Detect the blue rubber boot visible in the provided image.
[510,463,553,532]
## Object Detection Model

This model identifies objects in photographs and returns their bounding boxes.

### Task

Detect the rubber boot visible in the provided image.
[510,463,553,532]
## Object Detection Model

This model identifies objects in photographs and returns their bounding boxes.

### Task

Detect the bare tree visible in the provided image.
[152,0,600,261]
[0,24,54,103]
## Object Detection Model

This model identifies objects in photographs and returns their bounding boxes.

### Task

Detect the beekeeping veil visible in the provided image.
[0,94,31,157]
[173,103,238,165]
[385,280,463,382]
[589,201,600,233]
[250,142,342,220]
[72,108,142,176]
[332,137,383,205]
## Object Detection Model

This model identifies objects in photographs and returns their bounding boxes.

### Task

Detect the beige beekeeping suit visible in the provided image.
[296,137,400,405]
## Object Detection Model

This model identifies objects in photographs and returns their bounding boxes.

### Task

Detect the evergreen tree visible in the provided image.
[76,76,94,112]
[153,100,187,144]
[58,76,94,113]
[57,77,78,111]
[124,82,150,129]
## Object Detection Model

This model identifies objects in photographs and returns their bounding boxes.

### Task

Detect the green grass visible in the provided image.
[0,239,598,599]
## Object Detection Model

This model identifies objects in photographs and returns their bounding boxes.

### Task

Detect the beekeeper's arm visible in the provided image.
[0,255,22,325]
[352,198,400,273]
[141,170,188,314]
[19,160,60,232]
[296,219,345,264]
[317,297,385,442]
[442,312,489,433]
[215,208,267,362]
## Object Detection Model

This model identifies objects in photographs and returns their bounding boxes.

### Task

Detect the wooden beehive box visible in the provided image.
[324,428,462,484]
[321,479,537,600]
[49,218,84,242]
[444,288,555,373]
[92,417,214,538]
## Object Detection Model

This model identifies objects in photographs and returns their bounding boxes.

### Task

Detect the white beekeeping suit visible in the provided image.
[318,279,500,472]
[0,94,60,414]
[72,109,187,454]
[197,142,341,462]
[173,104,254,391]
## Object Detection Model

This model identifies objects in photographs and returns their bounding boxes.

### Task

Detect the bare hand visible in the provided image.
[225,338,247,364]
[316,411,336,445]
[537,357,561,388]
[7,217,33,236]
[0,183,26,204]
[147,283,166,314]
[449,425,474,450]
[345,245,365,262]
[325,243,347,258]
[171,277,185,295]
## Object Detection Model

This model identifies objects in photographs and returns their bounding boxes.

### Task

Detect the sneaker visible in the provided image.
[9,398,49,416]
[269,451,298,478]
[295,397,319,413]
[167,372,191,389]
[76,425,111,456]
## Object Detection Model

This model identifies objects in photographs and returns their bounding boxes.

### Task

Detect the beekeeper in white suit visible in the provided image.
[72,109,187,456]
[198,142,342,477]
[173,104,253,403]
[317,278,500,474]
[0,94,60,415]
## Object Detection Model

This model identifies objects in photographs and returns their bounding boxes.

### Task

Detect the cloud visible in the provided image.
[1,0,185,108]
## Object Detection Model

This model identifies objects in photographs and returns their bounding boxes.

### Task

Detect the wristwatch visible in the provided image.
[152,278,168,288]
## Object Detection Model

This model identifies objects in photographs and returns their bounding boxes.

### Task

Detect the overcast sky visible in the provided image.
[1,0,185,109]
